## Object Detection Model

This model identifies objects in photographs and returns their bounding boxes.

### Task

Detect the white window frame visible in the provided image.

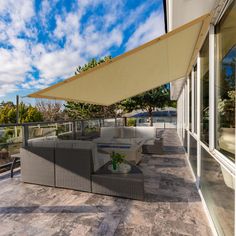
[197,54,201,182]
[191,68,195,133]
[209,24,215,152]
[209,8,235,174]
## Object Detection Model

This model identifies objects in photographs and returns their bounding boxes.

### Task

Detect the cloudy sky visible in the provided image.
[0,0,165,103]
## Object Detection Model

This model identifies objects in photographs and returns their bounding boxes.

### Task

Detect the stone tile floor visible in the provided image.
[0,129,212,236]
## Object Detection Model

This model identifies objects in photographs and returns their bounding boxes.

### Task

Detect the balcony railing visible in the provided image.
[0,116,176,173]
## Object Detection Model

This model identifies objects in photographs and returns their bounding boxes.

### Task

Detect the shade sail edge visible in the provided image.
[29,74,188,106]
[28,13,211,105]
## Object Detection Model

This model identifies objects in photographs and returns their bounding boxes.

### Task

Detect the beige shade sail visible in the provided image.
[28,13,211,105]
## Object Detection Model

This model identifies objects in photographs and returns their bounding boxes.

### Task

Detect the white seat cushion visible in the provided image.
[100,127,121,138]
[72,141,110,172]
[135,127,156,139]
[121,127,136,138]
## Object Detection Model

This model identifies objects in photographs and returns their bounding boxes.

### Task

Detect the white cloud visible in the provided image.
[0,0,125,98]
[39,0,51,27]
[0,0,164,100]
[35,48,86,80]
[54,12,82,39]
[0,47,31,84]
[0,0,35,97]
[0,84,18,97]
[0,0,35,37]
[125,10,165,51]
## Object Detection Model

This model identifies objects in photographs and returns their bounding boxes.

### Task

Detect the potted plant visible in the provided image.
[110,151,125,171]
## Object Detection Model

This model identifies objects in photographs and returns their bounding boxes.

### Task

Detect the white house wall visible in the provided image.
[167,0,221,100]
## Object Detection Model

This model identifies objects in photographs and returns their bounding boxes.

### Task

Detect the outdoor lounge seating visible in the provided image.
[98,126,157,140]
[21,141,95,190]
[94,126,159,163]
[97,142,142,164]
[92,160,144,200]
[19,127,165,200]
[21,146,55,187]
[20,139,144,200]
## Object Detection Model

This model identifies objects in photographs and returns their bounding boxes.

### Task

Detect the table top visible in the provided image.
[94,160,142,176]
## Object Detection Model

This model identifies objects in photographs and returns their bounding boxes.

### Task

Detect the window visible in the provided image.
[200,35,209,144]
[189,75,192,131]
[189,134,197,176]
[201,147,234,235]
[193,66,197,133]
[216,0,236,161]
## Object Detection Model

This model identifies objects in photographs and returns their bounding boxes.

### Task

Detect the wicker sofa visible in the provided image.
[21,144,93,192]
[93,127,158,164]
[98,127,157,140]
[20,139,144,200]
[19,127,159,199]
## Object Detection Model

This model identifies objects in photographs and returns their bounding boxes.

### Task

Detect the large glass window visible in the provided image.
[189,134,197,176]
[201,147,234,235]
[216,0,236,161]
[184,83,188,129]
[193,66,197,133]
[200,35,209,144]
[183,129,188,152]
[189,75,192,131]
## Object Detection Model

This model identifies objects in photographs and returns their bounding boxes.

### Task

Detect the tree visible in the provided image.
[36,100,66,121]
[75,56,112,74]
[121,85,171,126]
[0,101,43,124]
[64,102,118,120]
[64,56,121,119]
[0,102,16,124]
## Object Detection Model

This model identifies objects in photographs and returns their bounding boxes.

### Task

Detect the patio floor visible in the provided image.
[0,129,212,236]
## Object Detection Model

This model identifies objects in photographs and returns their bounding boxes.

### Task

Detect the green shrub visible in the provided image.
[127,118,136,127]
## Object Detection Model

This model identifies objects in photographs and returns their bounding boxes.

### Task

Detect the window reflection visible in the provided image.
[201,147,234,235]
[183,129,188,152]
[189,75,192,131]
[189,135,197,176]
[216,0,235,161]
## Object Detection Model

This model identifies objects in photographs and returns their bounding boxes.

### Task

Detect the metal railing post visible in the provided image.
[99,119,102,127]
[72,121,76,140]
[81,120,85,136]
[22,124,29,147]
[123,117,127,126]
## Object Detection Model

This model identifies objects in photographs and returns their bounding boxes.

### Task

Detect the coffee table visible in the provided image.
[91,161,144,200]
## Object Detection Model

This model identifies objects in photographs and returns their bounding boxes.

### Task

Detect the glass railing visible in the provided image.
[0,124,22,173]
[0,115,176,173]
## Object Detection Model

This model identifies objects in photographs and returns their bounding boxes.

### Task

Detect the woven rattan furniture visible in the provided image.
[92,161,144,200]
[20,145,93,192]
[21,146,55,186]
[55,148,93,192]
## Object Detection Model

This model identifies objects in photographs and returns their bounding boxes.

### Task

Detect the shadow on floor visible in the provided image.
[0,205,111,214]
[0,169,20,181]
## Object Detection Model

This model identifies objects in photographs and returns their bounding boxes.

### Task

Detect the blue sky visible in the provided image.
[0,0,165,104]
